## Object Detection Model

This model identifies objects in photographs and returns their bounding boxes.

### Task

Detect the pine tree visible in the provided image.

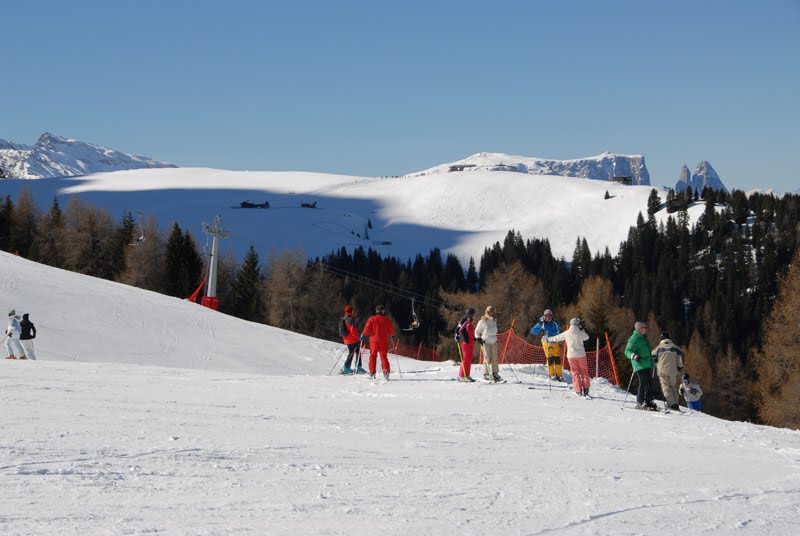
[0,195,14,252]
[31,197,65,268]
[231,245,264,322]
[9,187,40,257]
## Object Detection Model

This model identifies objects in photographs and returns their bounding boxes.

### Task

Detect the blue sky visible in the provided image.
[2,0,798,192]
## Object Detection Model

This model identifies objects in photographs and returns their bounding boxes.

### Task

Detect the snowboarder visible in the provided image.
[548,318,591,396]
[531,309,563,381]
[361,305,395,380]
[455,308,477,382]
[5,309,26,360]
[19,313,37,361]
[625,321,657,410]
[475,306,502,382]
[652,331,685,411]
[340,305,365,374]
[679,373,703,412]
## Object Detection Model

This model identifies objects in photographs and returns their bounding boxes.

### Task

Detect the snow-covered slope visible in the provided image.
[409,151,651,185]
[0,132,176,179]
[0,166,680,265]
[2,251,800,535]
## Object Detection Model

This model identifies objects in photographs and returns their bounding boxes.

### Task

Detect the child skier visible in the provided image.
[679,373,703,412]
[531,309,563,381]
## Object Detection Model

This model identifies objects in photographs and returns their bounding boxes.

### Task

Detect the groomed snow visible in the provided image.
[2,252,799,535]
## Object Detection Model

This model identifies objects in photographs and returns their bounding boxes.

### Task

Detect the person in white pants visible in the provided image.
[5,309,26,360]
[19,313,37,360]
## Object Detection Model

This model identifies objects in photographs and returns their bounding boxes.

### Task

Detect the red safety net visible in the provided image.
[389,339,444,362]
[493,329,619,386]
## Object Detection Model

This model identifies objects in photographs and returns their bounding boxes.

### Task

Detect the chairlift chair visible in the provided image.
[403,298,421,331]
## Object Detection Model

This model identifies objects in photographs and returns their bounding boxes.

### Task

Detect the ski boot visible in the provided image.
[340,367,354,375]
[356,366,368,374]
[383,372,390,381]
[484,373,492,381]
[492,373,504,383]
[368,373,376,379]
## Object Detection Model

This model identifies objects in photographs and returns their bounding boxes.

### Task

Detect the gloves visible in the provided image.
[359,334,365,341]
[475,337,484,344]
[632,353,640,362]
[540,316,546,323]
[652,355,658,364]
[541,335,548,343]
[677,366,684,371]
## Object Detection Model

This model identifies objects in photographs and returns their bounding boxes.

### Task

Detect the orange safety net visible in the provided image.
[389,339,444,362]
[493,329,619,386]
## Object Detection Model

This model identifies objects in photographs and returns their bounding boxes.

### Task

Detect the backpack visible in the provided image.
[453,317,467,342]
[338,317,348,338]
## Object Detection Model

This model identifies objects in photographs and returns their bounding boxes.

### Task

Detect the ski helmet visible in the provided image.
[569,317,580,326]
[543,309,553,317]
[682,373,690,383]
[465,308,476,317]
[661,331,670,340]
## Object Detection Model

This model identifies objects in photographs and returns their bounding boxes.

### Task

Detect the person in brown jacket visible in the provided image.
[652,331,685,411]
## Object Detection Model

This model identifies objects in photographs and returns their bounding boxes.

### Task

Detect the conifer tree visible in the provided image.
[231,245,264,322]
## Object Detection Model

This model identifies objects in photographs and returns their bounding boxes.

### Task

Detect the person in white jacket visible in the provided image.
[548,318,590,396]
[5,309,26,360]
[474,306,502,382]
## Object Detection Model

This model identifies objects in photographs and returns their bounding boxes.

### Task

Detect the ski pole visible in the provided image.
[328,346,348,375]
[390,337,403,379]
[621,369,636,408]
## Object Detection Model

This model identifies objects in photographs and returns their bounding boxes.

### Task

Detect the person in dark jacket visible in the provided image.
[340,305,365,374]
[19,313,37,360]
[455,308,477,382]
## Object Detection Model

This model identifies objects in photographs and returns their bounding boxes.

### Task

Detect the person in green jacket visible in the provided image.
[625,321,657,411]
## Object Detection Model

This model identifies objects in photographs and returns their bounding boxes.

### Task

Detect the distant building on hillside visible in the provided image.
[448,164,477,172]
[612,175,632,185]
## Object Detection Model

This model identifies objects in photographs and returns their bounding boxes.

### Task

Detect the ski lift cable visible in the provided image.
[318,263,456,311]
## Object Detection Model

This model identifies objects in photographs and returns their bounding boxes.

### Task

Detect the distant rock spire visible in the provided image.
[675,161,728,194]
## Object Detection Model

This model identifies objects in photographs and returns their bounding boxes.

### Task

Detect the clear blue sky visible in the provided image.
[2,0,798,192]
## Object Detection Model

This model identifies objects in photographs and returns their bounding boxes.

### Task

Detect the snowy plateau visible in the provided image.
[0,165,708,266]
[2,248,800,535]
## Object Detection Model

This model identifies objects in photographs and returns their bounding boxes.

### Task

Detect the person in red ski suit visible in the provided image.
[361,304,395,379]
[456,308,477,382]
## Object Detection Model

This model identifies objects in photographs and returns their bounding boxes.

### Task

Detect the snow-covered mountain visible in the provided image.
[0,132,176,179]
[2,250,800,535]
[408,151,651,185]
[0,166,699,265]
[675,160,729,194]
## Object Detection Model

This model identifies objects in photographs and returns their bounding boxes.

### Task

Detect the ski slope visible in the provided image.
[1,252,799,535]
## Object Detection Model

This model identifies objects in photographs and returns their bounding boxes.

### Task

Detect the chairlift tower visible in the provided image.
[201,214,229,310]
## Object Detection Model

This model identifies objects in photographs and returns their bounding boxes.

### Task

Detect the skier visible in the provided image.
[5,309,26,360]
[474,305,502,382]
[340,305,365,374]
[625,321,657,410]
[455,308,477,382]
[548,318,591,396]
[361,305,395,380]
[652,331,685,411]
[19,313,37,361]
[679,373,703,412]
[530,309,564,381]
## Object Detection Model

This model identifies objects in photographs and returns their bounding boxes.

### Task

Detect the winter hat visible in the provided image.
[8,308,15,317]
[661,331,670,340]
[375,304,385,314]
[344,305,353,313]
[465,308,476,317]
[569,317,580,326]
[682,373,691,383]
[543,309,553,317]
